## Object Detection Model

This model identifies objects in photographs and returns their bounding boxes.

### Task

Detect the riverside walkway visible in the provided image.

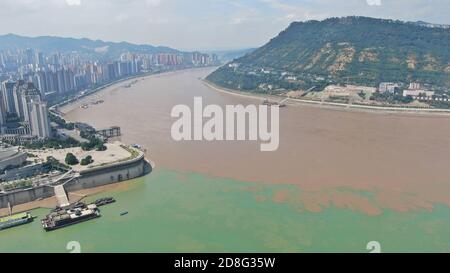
[51,170,79,208]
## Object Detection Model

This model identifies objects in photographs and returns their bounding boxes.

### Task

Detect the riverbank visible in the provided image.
[56,67,218,115]
[0,143,151,214]
[0,180,133,217]
[202,79,450,116]
[60,65,450,116]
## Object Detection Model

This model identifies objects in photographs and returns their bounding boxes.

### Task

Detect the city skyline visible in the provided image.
[0,39,220,143]
[1,0,449,51]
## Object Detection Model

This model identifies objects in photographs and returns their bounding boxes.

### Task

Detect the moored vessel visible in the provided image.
[94,197,116,207]
[41,203,100,232]
[0,212,33,231]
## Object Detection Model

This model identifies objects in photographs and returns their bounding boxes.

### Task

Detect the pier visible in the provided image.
[0,143,150,209]
[51,170,79,208]
[54,185,70,208]
[97,126,121,138]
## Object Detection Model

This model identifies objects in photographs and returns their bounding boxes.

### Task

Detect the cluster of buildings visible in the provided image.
[0,49,219,97]
[0,47,219,143]
[378,82,448,102]
[0,80,51,142]
[401,83,443,101]
[378,82,401,94]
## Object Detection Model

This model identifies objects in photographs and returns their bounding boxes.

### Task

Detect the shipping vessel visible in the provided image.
[41,203,100,231]
[94,197,116,207]
[0,212,33,231]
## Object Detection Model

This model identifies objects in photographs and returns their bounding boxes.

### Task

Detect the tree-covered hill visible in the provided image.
[207,17,450,92]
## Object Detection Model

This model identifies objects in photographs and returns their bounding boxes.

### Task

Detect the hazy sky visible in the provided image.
[0,0,449,50]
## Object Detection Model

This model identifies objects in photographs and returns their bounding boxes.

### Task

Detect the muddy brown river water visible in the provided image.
[62,67,450,215]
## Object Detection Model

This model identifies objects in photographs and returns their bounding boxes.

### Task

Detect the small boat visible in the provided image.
[120,212,128,216]
[131,144,142,149]
[94,197,116,207]
[0,212,34,231]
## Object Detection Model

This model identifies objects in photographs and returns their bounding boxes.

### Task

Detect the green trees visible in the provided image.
[65,153,79,165]
[96,144,107,151]
[80,155,94,166]
[49,113,75,130]
[81,137,107,151]
[45,156,68,170]
[207,16,450,92]
[62,153,95,166]
[11,137,80,150]
[370,92,414,104]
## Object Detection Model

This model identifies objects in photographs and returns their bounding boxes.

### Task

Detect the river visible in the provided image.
[1,67,449,252]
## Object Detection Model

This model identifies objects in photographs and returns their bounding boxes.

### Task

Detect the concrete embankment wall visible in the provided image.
[0,155,151,208]
[0,186,54,209]
[65,155,150,192]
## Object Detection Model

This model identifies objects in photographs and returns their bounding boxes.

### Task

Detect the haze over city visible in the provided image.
[1,0,449,50]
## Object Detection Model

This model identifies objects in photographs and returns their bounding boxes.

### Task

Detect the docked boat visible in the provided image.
[262,99,287,107]
[41,203,100,232]
[0,212,33,231]
[94,197,116,207]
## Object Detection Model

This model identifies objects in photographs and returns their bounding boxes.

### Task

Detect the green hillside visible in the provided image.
[207,17,450,92]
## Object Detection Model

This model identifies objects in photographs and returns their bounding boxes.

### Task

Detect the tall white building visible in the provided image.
[7,81,52,139]
[12,80,26,120]
[1,79,17,114]
[28,100,51,138]
[0,93,6,128]
[22,83,51,139]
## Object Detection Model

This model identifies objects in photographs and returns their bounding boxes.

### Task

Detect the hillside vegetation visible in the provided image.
[207,17,450,92]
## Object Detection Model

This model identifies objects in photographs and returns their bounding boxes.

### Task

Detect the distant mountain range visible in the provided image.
[0,34,180,58]
[408,21,450,29]
[208,48,256,62]
[207,16,450,91]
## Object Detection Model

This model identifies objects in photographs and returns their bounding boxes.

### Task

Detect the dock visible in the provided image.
[54,185,70,208]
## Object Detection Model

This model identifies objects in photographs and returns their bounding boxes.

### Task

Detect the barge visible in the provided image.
[42,203,100,232]
[0,212,33,230]
[94,197,116,207]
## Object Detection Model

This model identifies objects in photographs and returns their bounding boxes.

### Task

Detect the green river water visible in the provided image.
[0,169,449,253]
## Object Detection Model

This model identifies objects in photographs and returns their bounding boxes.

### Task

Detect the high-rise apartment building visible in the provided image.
[8,81,51,139]
[27,100,51,138]
[0,93,6,128]
[1,79,17,114]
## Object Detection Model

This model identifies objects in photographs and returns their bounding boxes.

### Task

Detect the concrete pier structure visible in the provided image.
[0,145,152,209]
